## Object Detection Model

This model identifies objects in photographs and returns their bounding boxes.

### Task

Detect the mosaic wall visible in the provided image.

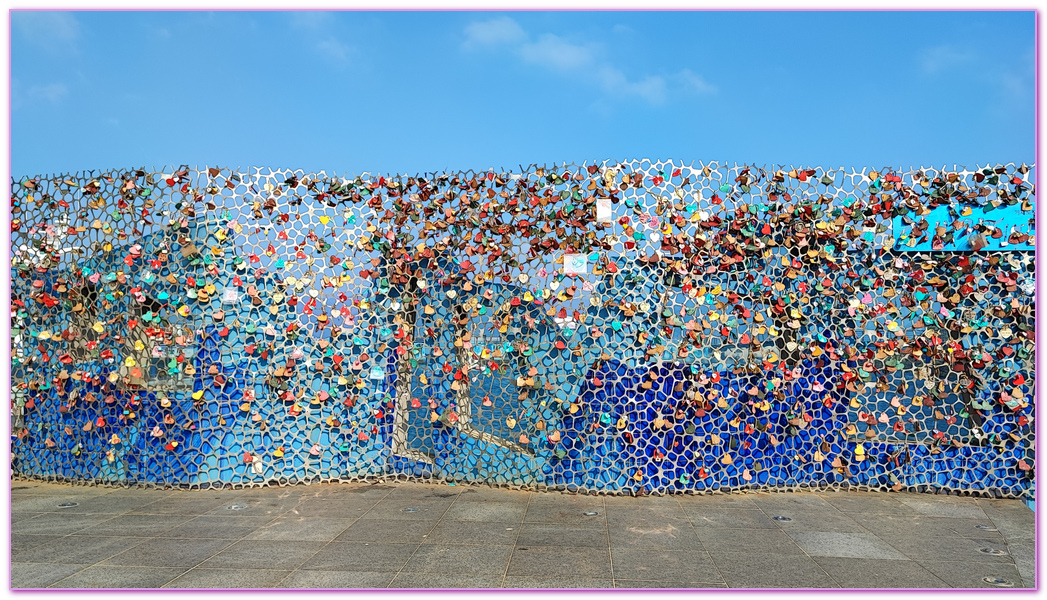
[10,162,1036,498]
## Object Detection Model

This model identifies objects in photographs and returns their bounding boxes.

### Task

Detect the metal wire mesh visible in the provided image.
[10,161,1035,497]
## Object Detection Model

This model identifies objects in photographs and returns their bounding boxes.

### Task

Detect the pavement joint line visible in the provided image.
[498,488,533,588]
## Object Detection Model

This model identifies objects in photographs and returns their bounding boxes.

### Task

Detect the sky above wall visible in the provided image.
[10,10,1036,177]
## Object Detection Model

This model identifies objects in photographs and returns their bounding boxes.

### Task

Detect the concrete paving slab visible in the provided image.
[155,515,278,539]
[198,539,327,570]
[163,567,293,588]
[787,531,909,560]
[514,523,608,548]
[10,512,116,536]
[615,580,728,588]
[421,519,521,546]
[334,517,439,544]
[885,535,1018,563]
[694,526,806,556]
[607,518,704,550]
[893,495,987,519]
[610,548,722,583]
[243,516,357,541]
[101,537,234,567]
[73,513,194,537]
[712,553,839,588]
[675,493,760,510]
[523,502,608,525]
[442,499,527,522]
[507,545,612,579]
[13,535,148,565]
[918,560,1029,588]
[11,563,90,589]
[49,565,188,588]
[457,486,533,503]
[402,544,514,575]
[811,557,948,588]
[502,576,614,588]
[685,508,777,529]
[388,572,503,588]
[278,570,396,588]
[297,541,418,572]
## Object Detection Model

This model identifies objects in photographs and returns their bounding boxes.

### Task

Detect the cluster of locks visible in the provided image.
[9,161,1035,497]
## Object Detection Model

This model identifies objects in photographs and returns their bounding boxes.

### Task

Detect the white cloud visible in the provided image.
[316,37,351,62]
[462,16,527,48]
[290,11,336,30]
[27,83,68,104]
[13,11,80,53]
[518,34,595,70]
[675,68,717,94]
[921,45,975,74]
[597,66,666,104]
[612,24,633,35]
[460,18,716,107]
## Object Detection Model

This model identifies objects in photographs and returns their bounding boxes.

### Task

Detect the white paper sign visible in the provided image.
[596,198,613,223]
[564,253,587,275]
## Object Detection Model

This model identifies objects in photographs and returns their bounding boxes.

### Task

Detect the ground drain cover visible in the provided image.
[975,524,998,531]
[979,548,1007,556]
[983,576,1014,587]
[57,502,78,508]
[227,504,246,510]
[583,511,600,516]
[403,507,420,513]
[772,515,792,522]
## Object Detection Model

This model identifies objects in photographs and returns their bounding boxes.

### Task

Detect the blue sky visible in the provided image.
[10,10,1036,177]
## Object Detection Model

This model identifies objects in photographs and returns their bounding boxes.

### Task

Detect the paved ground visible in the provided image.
[9,479,1035,589]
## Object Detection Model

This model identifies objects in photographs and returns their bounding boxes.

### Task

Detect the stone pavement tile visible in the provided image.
[893,495,987,519]
[611,548,722,584]
[676,493,760,510]
[199,540,327,570]
[298,541,418,572]
[11,563,89,589]
[507,546,612,579]
[334,517,439,544]
[883,535,1016,563]
[615,580,728,588]
[73,514,194,537]
[1006,541,1035,587]
[360,498,454,520]
[11,512,46,523]
[524,502,607,526]
[786,531,909,560]
[603,505,688,526]
[164,568,293,588]
[278,570,395,588]
[457,486,532,503]
[244,516,356,541]
[403,543,513,575]
[156,515,278,539]
[768,508,869,533]
[388,572,503,588]
[608,518,704,550]
[11,512,115,536]
[201,495,302,518]
[900,517,1010,541]
[918,561,1027,588]
[684,508,777,529]
[13,535,148,565]
[12,493,127,514]
[814,491,919,515]
[694,527,805,556]
[749,492,835,511]
[502,576,613,588]
[526,492,603,507]
[384,484,462,501]
[422,520,521,546]
[514,523,608,549]
[980,503,1035,541]
[49,565,188,588]
[101,537,234,567]
[712,553,839,588]
[603,494,682,509]
[443,500,527,522]
[11,534,61,555]
[811,557,948,588]
[129,495,235,516]
[49,492,172,515]
[288,497,381,518]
